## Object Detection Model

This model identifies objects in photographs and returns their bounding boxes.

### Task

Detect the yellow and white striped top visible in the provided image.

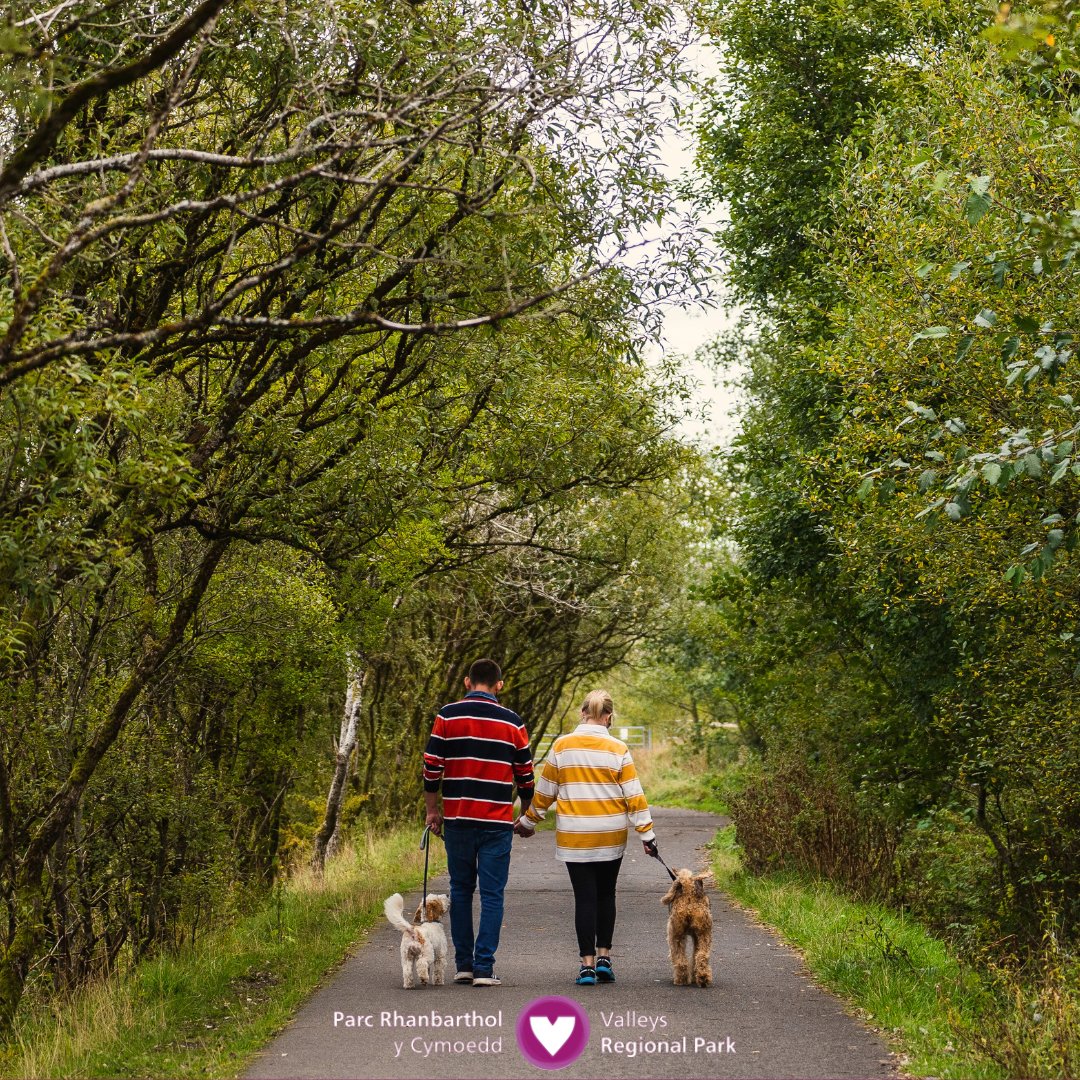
[523,722,655,862]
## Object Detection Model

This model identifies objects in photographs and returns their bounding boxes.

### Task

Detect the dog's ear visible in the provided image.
[693,877,707,897]
[661,880,681,905]
[412,904,423,924]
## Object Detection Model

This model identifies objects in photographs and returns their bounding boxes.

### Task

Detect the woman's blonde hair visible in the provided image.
[580,689,614,724]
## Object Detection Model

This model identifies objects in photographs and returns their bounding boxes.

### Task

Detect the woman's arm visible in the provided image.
[521,755,560,828]
[617,751,656,843]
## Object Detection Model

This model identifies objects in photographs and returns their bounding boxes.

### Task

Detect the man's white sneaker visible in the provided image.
[453,971,474,984]
[472,975,501,986]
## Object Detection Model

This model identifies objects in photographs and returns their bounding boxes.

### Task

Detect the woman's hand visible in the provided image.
[513,817,535,837]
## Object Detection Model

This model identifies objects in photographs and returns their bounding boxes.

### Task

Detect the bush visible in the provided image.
[950,923,1080,1079]
[729,754,900,899]
[896,809,1002,947]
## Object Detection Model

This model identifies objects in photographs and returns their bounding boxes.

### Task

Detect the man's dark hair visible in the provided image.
[468,658,503,687]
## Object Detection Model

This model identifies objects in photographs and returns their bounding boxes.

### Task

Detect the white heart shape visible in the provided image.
[530,1015,575,1057]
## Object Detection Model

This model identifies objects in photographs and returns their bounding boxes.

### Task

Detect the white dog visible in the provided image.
[383,892,450,988]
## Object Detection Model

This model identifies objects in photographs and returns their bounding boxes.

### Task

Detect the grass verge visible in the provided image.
[633,742,737,815]
[3,827,446,1079]
[641,743,1078,1077]
[709,826,1006,1079]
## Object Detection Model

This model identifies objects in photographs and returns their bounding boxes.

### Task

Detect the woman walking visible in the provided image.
[513,690,657,985]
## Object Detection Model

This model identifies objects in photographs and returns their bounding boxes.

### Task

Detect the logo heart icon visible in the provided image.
[529,1016,575,1057]
[517,995,589,1069]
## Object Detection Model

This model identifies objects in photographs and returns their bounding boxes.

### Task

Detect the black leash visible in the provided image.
[648,847,677,881]
[419,825,432,922]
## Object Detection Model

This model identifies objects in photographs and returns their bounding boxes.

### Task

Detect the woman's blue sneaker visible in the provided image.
[575,965,597,985]
[596,957,615,983]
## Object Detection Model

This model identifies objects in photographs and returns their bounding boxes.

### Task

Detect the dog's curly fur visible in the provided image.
[661,869,713,987]
[383,892,450,988]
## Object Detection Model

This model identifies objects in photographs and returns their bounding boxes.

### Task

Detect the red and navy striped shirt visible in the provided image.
[423,691,534,829]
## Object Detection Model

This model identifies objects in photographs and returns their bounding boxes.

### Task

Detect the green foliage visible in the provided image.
[896,809,1001,944]
[694,0,974,307]
[0,0,707,1037]
[691,0,1080,954]
[630,742,738,815]
[807,42,1080,934]
[1,827,444,1079]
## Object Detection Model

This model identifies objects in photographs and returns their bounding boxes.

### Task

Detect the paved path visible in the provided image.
[246,808,897,1079]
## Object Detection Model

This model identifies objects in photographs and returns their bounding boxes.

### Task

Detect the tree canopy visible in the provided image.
[0,0,707,1033]
[690,0,1080,948]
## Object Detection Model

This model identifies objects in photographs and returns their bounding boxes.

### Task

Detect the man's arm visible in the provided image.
[511,721,535,835]
[422,714,447,835]
[512,789,534,836]
[424,790,443,836]
[511,722,535,810]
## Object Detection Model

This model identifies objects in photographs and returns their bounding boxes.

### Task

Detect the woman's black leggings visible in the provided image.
[566,858,623,957]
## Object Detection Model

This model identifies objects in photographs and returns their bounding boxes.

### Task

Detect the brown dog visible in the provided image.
[661,869,713,987]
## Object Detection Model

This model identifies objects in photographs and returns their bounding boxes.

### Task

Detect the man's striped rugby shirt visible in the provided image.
[422,690,534,829]
[523,722,655,862]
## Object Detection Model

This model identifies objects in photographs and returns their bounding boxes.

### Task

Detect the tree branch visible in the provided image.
[0,0,231,207]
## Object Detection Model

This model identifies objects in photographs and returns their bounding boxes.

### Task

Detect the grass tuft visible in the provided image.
[952,931,1080,1080]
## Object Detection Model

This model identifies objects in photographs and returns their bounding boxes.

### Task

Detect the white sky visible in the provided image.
[643,37,745,451]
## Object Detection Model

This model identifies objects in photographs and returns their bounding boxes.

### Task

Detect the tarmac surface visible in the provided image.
[245,807,897,1079]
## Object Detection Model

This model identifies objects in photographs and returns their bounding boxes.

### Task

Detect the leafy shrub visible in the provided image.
[950,923,1080,1079]
[896,810,1002,947]
[729,754,900,899]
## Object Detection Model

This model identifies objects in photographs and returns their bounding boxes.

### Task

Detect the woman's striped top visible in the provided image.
[523,722,655,862]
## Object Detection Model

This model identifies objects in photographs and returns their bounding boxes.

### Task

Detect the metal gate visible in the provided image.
[532,724,651,761]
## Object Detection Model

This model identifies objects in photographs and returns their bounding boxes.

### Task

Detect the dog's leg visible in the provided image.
[674,936,691,986]
[693,925,713,987]
[403,944,417,989]
[434,950,446,986]
[669,920,690,986]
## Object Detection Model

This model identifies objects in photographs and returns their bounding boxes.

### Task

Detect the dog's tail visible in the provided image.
[384,893,420,938]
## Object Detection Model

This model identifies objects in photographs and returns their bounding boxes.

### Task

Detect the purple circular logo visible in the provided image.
[515,995,590,1070]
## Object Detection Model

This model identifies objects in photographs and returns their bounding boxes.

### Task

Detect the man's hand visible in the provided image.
[513,817,535,837]
[643,838,658,857]
[424,790,442,836]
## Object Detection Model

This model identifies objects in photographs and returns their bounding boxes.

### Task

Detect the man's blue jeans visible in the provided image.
[442,822,512,977]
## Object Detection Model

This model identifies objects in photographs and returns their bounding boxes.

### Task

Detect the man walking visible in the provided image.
[423,658,533,986]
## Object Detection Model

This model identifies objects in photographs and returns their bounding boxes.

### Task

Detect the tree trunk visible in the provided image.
[311,664,365,874]
[0,878,43,1036]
